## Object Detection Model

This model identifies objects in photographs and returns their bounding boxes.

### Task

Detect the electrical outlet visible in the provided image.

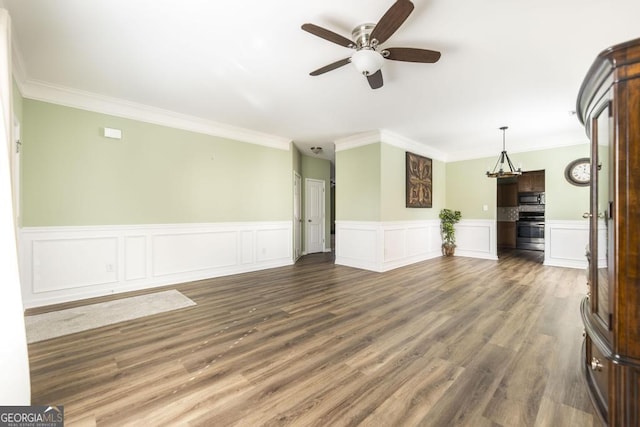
[106,264,114,272]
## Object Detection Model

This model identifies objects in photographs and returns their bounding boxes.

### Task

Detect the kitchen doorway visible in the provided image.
[497,170,545,263]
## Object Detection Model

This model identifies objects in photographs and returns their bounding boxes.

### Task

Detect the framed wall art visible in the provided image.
[406,152,432,208]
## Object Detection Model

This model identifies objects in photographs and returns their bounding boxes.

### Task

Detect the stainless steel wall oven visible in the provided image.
[516,211,544,251]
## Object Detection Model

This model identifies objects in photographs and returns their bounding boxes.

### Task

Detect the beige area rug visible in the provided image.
[25,289,196,343]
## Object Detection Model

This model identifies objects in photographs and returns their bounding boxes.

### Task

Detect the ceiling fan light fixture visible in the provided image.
[302,1,440,88]
[351,49,383,76]
[486,126,522,178]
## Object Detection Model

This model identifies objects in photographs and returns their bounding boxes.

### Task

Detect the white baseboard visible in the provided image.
[19,222,292,308]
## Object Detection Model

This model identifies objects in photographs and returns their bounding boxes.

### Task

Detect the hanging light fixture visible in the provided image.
[486,126,521,178]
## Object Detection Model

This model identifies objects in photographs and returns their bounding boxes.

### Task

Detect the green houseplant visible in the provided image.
[439,208,462,256]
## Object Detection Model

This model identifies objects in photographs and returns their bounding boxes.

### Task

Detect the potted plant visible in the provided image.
[439,208,461,256]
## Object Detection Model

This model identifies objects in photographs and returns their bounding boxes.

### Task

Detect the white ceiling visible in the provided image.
[4,0,640,163]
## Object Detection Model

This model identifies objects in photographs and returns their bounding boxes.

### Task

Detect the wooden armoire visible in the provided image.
[576,37,640,426]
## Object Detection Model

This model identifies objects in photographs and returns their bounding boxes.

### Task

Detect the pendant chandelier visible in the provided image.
[486,126,521,178]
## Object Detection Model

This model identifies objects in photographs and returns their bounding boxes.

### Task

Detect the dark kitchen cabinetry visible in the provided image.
[517,170,545,193]
[497,221,516,248]
[497,181,517,249]
[577,37,640,426]
[497,182,518,207]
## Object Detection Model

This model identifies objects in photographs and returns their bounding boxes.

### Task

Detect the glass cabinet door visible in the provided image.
[590,100,613,333]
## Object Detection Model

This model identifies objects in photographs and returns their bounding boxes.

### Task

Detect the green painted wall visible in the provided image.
[446,144,590,220]
[336,143,381,221]
[337,142,444,222]
[301,154,331,249]
[19,93,591,230]
[515,144,590,220]
[21,99,292,226]
[380,143,445,221]
[445,157,498,220]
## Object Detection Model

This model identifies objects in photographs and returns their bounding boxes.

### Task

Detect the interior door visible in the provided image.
[293,172,302,261]
[305,178,324,254]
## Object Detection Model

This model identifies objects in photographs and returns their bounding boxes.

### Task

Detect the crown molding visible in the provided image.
[334,130,381,152]
[334,129,447,162]
[14,77,291,151]
[379,130,447,162]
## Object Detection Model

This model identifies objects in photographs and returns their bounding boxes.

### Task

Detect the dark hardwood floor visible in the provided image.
[27,252,597,426]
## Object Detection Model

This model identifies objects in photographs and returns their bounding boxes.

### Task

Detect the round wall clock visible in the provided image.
[565,157,591,186]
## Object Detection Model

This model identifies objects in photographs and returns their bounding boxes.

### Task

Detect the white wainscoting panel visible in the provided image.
[336,219,496,272]
[256,228,291,262]
[19,222,292,308]
[32,237,118,293]
[152,230,238,277]
[336,218,598,273]
[406,225,432,257]
[544,220,602,269]
[383,228,406,262]
[240,230,254,265]
[124,236,146,281]
[335,224,379,271]
[336,220,443,272]
[453,219,497,260]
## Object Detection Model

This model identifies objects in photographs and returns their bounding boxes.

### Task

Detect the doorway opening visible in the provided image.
[497,170,545,263]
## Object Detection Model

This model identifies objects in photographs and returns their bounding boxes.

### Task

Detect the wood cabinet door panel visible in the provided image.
[517,171,545,193]
[497,222,516,248]
[585,335,610,418]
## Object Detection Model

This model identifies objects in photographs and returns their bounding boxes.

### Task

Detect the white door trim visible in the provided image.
[305,178,325,254]
[293,171,302,261]
[11,115,19,224]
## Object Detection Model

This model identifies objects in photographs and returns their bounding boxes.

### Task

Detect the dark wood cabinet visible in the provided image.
[577,37,640,427]
[517,170,545,193]
[496,221,516,248]
[497,182,518,207]
[497,181,517,248]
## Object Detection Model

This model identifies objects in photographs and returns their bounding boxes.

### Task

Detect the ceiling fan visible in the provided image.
[301,0,441,89]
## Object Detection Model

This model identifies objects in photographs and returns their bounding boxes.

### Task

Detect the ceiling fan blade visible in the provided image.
[367,70,384,89]
[370,0,415,45]
[310,58,351,76]
[301,23,354,48]
[385,47,441,63]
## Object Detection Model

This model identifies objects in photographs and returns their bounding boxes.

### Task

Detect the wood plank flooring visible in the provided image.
[27,251,598,426]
